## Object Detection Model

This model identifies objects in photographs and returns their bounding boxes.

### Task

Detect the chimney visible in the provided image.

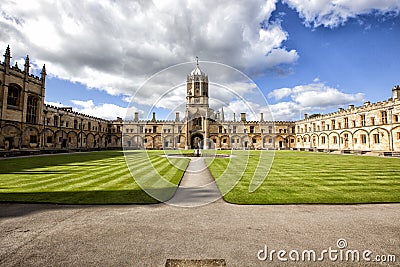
[304,113,308,120]
[240,112,246,122]
[175,112,180,122]
[364,101,370,106]
[233,113,236,122]
[260,113,264,122]
[348,104,354,110]
[134,112,139,122]
[392,85,400,101]
[338,108,344,112]
[152,112,156,122]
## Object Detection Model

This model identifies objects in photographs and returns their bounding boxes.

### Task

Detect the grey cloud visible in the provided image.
[0,0,298,108]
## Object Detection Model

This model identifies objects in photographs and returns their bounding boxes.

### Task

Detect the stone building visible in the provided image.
[121,61,295,150]
[295,86,400,153]
[1,46,399,154]
[0,46,121,153]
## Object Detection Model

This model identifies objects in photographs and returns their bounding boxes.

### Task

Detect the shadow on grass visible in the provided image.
[0,151,130,174]
[0,187,178,207]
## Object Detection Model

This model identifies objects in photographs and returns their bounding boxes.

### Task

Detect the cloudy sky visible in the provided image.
[1,0,399,121]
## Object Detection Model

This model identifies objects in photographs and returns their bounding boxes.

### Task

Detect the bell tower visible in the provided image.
[186,57,209,110]
[185,58,210,149]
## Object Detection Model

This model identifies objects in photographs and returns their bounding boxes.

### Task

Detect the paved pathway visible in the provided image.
[165,157,222,207]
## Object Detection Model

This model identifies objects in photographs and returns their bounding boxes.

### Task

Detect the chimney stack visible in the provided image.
[260,113,264,122]
[304,113,308,120]
[240,112,246,122]
[134,112,139,122]
[152,112,156,122]
[392,85,400,101]
[175,112,180,122]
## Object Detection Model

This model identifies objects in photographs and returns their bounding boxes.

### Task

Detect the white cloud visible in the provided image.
[44,101,67,107]
[71,99,139,120]
[268,82,365,120]
[268,87,292,100]
[0,0,298,111]
[283,0,400,28]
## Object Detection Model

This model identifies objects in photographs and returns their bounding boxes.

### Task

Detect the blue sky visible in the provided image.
[1,0,399,121]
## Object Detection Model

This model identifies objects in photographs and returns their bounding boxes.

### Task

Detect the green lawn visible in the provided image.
[1,150,399,205]
[0,150,189,204]
[207,150,400,204]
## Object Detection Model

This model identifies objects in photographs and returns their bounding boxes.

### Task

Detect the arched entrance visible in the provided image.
[190,133,204,149]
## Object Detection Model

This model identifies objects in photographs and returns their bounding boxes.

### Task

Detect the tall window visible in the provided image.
[74,120,78,129]
[373,134,380,144]
[331,120,336,130]
[26,96,38,123]
[250,126,254,133]
[53,116,59,127]
[360,114,366,126]
[381,111,388,124]
[344,117,349,128]
[7,85,20,107]
[361,134,367,144]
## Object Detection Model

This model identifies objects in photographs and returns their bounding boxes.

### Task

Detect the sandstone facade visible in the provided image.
[1,46,399,153]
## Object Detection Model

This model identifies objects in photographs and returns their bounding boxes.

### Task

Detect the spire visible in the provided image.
[41,64,46,86]
[4,45,11,68]
[24,55,30,74]
[41,64,46,77]
[190,56,206,76]
[5,45,10,57]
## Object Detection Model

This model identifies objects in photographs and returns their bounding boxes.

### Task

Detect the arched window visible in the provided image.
[7,84,21,107]
[26,96,39,123]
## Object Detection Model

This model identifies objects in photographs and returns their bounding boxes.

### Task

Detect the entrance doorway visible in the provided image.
[279,141,283,148]
[190,133,204,149]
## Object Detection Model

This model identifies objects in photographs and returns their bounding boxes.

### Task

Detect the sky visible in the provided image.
[0,0,399,121]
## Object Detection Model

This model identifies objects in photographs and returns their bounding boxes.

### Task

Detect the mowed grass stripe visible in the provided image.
[8,162,126,191]
[0,151,190,204]
[1,157,128,188]
[46,156,153,191]
[59,165,131,191]
[209,151,400,204]
[96,173,136,190]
